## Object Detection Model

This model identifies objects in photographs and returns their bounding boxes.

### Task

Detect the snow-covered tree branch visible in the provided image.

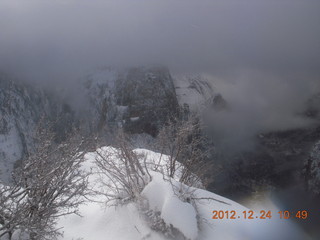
[0,124,91,240]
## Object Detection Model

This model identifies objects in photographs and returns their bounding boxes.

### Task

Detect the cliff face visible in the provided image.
[84,67,180,136]
[116,67,179,136]
[0,74,74,182]
[0,75,48,182]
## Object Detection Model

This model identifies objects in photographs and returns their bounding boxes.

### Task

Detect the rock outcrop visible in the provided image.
[84,67,180,136]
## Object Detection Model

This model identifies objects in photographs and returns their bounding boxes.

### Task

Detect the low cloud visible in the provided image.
[205,70,319,152]
[0,0,319,149]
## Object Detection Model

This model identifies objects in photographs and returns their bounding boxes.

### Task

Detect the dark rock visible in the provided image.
[84,67,180,137]
[116,67,179,136]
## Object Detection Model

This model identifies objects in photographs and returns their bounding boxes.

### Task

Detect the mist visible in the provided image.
[204,69,319,152]
[0,0,319,142]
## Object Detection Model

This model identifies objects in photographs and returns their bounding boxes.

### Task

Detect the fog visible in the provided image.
[0,0,319,142]
[205,69,319,152]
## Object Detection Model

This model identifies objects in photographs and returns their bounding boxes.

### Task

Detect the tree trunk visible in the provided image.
[8,231,12,240]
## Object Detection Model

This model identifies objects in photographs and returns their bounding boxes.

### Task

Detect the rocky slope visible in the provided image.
[0,73,74,182]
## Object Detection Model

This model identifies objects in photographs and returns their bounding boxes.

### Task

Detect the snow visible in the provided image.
[1,146,311,240]
[161,195,198,239]
[130,117,140,122]
[59,199,164,240]
[57,149,165,240]
[142,172,198,240]
[55,146,311,240]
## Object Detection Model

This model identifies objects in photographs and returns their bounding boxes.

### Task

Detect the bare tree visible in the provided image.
[94,130,151,206]
[94,115,214,205]
[92,117,215,240]
[0,123,91,240]
[156,114,214,188]
[0,183,27,239]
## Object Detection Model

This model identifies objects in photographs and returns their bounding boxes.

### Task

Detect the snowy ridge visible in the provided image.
[56,147,308,240]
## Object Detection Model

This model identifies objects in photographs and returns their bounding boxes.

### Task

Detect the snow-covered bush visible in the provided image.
[94,145,151,205]
[0,125,90,240]
[156,115,213,188]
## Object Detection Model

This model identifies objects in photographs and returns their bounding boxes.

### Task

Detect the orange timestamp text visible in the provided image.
[212,210,308,220]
